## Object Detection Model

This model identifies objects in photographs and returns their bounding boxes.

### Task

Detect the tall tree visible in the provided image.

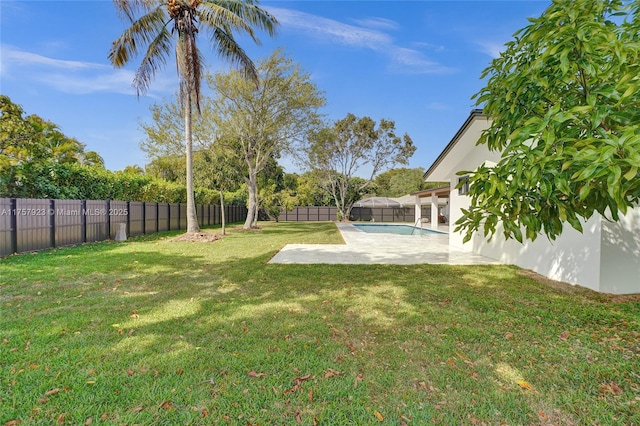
[208,49,325,229]
[109,0,277,233]
[457,0,640,243]
[374,167,427,197]
[196,146,244,234]
[300,114,415,220]
[27,116,87,164]
[0,95,104,168]
[292,171,334,206]
[1,95,37,167]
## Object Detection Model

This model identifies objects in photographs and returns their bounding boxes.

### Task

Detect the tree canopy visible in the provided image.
[299,113,415,220]
[373,167,428,197]
[208,49,325,228]
[109,0,277,233]
[1,95,104,168]
[456,0,640,243]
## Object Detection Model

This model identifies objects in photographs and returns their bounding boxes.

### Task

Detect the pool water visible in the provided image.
[353,223,444,235]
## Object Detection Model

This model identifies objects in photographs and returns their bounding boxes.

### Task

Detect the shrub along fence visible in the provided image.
[0,198,247,257]
[277,206,431,223]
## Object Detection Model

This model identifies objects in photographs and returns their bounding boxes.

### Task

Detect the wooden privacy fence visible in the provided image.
[0,198,247,257]
[277,206,432,223]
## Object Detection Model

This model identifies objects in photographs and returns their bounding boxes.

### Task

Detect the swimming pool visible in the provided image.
[353,223,445,235]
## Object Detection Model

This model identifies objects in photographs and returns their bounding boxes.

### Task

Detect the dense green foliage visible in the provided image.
[0,95,220,203]
[0,160,220,203]
[300,114,416,219]
[208,49,326,228]
[458,0,640,242]
[1,95,104,168]
[372,167,447,197]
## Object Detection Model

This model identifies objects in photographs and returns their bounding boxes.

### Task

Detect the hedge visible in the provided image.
[0,161,220,204]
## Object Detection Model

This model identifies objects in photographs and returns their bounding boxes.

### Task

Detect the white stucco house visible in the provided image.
[419,109,640,295]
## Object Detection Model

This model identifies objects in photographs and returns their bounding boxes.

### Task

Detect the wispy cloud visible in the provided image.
[475,40,506,59]
[412,41,445,53]
[267,7,453,75]
[1,45,174,96]
[352,17,399,31]
[3,47,104,70]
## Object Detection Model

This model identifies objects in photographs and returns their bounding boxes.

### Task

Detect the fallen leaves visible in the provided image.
[599,382,623,395]
[374,410,384,421]
[248,371,267,378]
[354,373,364,388]
[324,368,343,378]
[44,388,60,396]
[517,380,533,390]
[284,374,312,395]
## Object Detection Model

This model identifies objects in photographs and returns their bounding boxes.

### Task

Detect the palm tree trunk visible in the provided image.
[185,95,200,233]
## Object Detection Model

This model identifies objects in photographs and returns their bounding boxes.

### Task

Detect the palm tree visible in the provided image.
[109,0,277,233]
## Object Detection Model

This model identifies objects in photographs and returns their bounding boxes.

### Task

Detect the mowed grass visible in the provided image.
[1,221,639,425]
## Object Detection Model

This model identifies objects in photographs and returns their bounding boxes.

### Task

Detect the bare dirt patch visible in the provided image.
[170,232,222,243]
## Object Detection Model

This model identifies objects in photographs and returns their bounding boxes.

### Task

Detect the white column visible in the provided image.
[414,195,421,224]
[431,193,439,229]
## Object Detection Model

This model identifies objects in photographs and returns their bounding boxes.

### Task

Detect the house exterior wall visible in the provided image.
[426,111,639,294]
[447,167,605,292]
[466,217,604,292]
[600,207,640,294]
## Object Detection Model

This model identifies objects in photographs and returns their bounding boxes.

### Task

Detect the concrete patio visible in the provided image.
[268,222,500,265]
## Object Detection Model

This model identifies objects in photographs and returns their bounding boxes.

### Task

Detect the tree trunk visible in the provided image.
[219,189,226,235]
[184,97,200,233]
[253,192,259,227]
[243,168,258,229]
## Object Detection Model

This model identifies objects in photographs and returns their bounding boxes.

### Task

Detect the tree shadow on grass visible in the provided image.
[2,223,640,424]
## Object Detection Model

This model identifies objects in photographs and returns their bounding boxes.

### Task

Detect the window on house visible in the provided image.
[458,176,470,195]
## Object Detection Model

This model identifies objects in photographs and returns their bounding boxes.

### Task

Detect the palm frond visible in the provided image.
[133,26,174,96]
[211,26,258,83]
[199,1,278,43]
[113,0,159,23]
[108,4,168,68]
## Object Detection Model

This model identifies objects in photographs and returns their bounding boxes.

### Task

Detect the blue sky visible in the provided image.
[1,1,549,174]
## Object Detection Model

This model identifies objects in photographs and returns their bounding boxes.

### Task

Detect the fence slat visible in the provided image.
[0,198,248,256]
[279,206,415,223]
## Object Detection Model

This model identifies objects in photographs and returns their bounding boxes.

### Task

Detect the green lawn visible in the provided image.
[1,222,638,425]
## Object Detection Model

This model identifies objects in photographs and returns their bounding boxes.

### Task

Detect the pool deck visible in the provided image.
[268,222,500,265]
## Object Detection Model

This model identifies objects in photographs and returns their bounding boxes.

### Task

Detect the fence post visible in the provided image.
[50,199,56,248]
[106,200,111,239]
[127,201,131,237]
[142,202,146,235]
[10,198,17,255]
[81,200,87,243]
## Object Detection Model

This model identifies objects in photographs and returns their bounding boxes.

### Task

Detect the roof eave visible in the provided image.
[423,109,486,181]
